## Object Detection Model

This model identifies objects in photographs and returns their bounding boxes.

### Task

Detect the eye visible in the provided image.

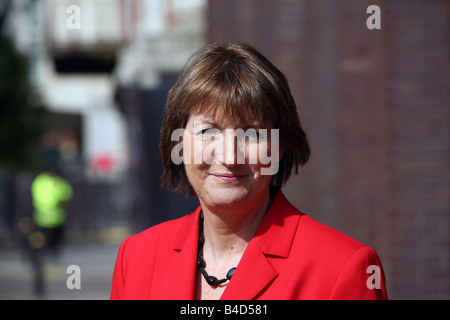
[245,129,265,142]
[196,128,221,136]
[248,130,259,140]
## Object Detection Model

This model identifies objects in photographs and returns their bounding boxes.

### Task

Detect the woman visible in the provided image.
[111,43,388,300]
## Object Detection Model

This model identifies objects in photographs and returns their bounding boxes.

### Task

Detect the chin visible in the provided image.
[204,187,248,206]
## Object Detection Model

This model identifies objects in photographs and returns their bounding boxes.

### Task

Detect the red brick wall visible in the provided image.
[207,0,449,299]
[384,0,449,299]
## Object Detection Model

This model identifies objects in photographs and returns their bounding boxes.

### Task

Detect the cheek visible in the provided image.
[245,143,259,165]
[201,140,217,165]
[182,133,211,174]
[183,161,206,191]
[181,132,192,164]
[185,133,221,166]
[246,141,271,166]
[181,132,203,165]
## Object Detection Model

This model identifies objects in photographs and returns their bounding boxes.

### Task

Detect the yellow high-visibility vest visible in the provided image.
[31,172,73,228]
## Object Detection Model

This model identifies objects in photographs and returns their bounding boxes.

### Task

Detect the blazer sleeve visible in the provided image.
[110,237,129,300]
[329,246,388,300]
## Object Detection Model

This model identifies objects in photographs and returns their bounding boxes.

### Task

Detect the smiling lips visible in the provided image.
[210,173,248,182]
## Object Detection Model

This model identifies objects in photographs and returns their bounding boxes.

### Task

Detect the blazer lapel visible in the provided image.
[220,240,278,300]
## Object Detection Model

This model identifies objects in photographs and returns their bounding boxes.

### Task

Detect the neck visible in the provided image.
[200,190,270,261]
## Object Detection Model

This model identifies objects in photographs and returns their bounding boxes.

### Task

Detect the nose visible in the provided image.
[215,129,238,166]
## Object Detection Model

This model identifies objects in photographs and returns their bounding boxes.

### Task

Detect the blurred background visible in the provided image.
[0,0,448,300]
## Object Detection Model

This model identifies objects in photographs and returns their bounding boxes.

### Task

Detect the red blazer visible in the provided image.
[111,191,388,300]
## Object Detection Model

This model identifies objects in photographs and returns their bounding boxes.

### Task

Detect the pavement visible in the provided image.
[0,241,121,300]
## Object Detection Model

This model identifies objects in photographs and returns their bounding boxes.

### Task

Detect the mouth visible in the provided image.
[210,173,248,182]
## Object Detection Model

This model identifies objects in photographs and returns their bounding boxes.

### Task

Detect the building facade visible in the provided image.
[207,0,450,299]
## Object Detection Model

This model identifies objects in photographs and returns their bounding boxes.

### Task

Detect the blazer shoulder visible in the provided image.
[298,214,367,255]
[111,213,198,300]
[122,213,194,253]
[292,214,388,299]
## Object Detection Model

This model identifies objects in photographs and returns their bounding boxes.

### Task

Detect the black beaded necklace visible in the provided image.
[197,187,276,287]
[197,212,236,286]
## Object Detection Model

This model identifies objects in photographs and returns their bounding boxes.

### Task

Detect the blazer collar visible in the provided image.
[253,190,301,258]
[170,190,302,300]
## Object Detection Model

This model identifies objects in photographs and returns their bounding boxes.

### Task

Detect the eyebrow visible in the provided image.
[193,118,226,131]
[200,118,217,126]
[195,118,265,130]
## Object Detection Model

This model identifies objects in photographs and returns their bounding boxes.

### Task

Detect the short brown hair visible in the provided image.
[160,43,310,196]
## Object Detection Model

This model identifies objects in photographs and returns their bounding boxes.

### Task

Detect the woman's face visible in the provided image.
[182,112,281,210]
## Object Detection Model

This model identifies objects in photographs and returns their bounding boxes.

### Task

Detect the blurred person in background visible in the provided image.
[24,159,72,297]
[31,162,73,256]
[111,43,388,300]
